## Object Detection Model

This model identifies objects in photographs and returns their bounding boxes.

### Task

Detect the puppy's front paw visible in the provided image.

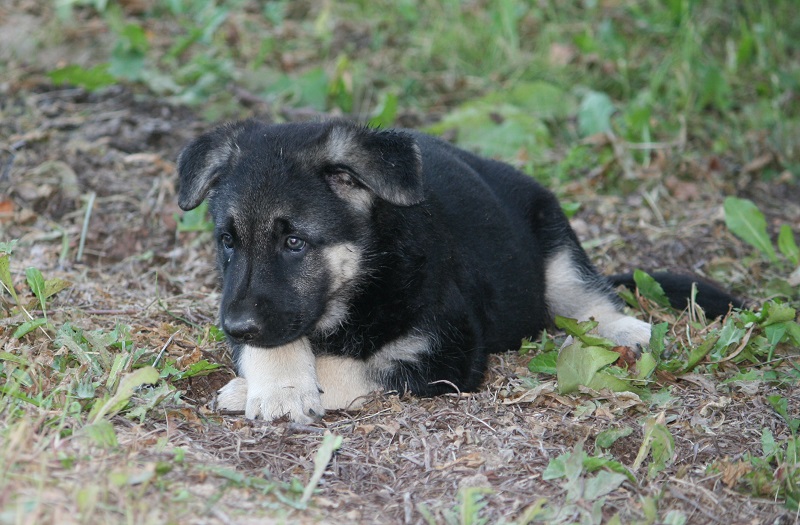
[598,316,652,348]
[235,340,325,423]
[245,380,324,423]
[216,377,248,411]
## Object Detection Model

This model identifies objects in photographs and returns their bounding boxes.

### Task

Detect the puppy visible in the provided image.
[177,120,741,422]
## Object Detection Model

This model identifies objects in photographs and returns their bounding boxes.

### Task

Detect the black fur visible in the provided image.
[608,272,747,318]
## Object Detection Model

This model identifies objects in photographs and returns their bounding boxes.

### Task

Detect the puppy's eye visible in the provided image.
[285,236,306,252]
[220,233,234,250]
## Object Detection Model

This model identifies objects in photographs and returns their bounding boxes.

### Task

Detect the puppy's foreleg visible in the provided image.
[315,355,381,410]
[545,248,651,347]
[217,338,324,423]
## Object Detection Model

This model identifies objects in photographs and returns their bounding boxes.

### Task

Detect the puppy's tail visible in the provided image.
[608,272,749,319]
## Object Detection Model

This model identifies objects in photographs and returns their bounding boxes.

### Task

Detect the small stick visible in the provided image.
[76,192,96,263]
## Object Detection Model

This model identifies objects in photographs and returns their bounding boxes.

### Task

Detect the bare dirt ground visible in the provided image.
[2,77,799,524]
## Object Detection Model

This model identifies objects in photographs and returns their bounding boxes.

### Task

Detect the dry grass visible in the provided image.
[2,2,800,524]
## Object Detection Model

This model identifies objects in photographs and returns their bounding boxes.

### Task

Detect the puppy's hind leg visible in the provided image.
[544,247,652,348]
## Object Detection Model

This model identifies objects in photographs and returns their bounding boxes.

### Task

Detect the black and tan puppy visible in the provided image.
[177,120,741,422]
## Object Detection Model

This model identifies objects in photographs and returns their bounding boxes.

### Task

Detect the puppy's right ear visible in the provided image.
[177,124,242,210]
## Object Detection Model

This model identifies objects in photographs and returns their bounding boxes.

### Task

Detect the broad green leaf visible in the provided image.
[557,340,620,393]
[25,267,47,319]
[0,351,29,365]
[633,270,671,308]
[583,470,628,500]
[777,225,800,265]
[723,197,777,262]
[649,322,669,358]
[49,64,116,92]
[177,359,222,379]
[91,366,160,423]
[12,318,48,339]
[635,352,657,380]
[588,369,632,393]
[0,240,17,254]
[82,420,118,448]
[711,319,746,356]
[176,201,213,232]
[527,350,558,375]
[368,91,398,128]
[685,333,719,372]
[555,316,614,347]
[477,81,571,119]
[578,91,615,137]
[632,414,674,478]
[583,455,637,485]
[759,302,796,326]
[761,428,777,456]
[542,446,587,480]
[44,277,71,299]
[425,102,551,160]
[596,426,634,449]
[561,201,581,218]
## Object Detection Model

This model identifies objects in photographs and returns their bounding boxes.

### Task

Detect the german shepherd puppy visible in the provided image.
[177,120,742,423]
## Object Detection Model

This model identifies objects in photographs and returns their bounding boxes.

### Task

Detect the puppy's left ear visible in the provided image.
[177,123,245,210]
[329,126,424,206]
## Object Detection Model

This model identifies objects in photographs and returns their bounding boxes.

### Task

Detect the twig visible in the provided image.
[152,330,179,368]
[0,141,24,182]
[76,192,96,262]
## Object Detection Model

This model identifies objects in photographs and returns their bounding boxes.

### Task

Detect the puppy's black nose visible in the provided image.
[223,317,260,342]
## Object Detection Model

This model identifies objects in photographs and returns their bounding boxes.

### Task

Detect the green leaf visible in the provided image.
[91,366,160,423]
[711,319,746,356]
[49,64,116,92]
[176,359,221,379]
[527,350,558,375]
[175,201,213,232]
[760,302,797,326]
[561,201,581,219]
[633,270,671,308]
[0,253,20,305]
[777,225,800,265]
[301,432,344,504]
[82,420,118,448]
[578,91,615,137]
[555,316,615,347]
[632,414,674,478]
[596,426,634,449]
[583,455,637,485]
[684,333,719,372]
[635,352,657,380]
[368,92,399,128]
[649,322,669,358]
[44,277,71,299]
[583,470,627,500]
[557,340,621,393]
[723,197,778,262]
[12,318,48,339]
[0,240,18,254]
[25,267,48,323]
[761,428,777,456]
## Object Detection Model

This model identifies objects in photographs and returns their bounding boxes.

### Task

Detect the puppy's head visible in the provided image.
[177,120,423,347]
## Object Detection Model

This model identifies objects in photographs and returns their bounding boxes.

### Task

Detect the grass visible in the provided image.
[1,0,799,523]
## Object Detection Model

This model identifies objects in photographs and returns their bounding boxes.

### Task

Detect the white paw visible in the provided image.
[216,377,248,411]
[234,340,324,423]
[244,376,324,423]
[597,316,652,348]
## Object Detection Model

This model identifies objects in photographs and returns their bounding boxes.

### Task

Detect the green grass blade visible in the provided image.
[723,197,778,262]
